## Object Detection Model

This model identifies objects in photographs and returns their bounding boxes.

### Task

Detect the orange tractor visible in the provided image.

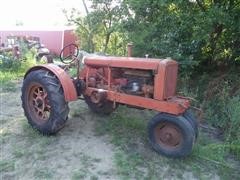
[21,44,198,158]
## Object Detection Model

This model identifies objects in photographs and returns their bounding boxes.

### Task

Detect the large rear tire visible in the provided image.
[148,113,195,158]
[21,69,69,135]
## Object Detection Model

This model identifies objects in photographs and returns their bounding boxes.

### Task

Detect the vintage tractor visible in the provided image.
[21,44,198,158]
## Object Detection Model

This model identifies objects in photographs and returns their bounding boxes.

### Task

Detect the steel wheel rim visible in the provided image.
[27,82,51,124]
[154,122,183,149]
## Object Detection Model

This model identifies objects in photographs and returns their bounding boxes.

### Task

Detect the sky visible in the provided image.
[0,0,88,27]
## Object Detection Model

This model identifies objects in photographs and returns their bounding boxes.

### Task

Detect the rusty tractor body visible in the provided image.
[21,44,198,158]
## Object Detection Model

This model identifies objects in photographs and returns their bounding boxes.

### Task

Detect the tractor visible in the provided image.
[21,44,198,158]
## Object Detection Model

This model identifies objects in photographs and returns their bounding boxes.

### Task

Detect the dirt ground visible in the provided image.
[0,80,239,180]
[1,80,118,179]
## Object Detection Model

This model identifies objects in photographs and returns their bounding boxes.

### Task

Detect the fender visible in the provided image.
[24,64,78,102]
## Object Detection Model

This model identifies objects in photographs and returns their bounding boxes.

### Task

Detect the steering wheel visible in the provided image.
[59,43,79,64]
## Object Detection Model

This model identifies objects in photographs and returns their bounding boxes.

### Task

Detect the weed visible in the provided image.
[21,120,40,139]
[71,110,82,118]
[12,147,26,158]
[34,168,53,179]
[95,105,240,179]
[80,154,94,169]
[71,168,88,180]
[69,101,88,119]
[69,68,77,77]
[93,158,101,163]
[90,175,99,180]
[0,80,17,92]
[97,170,110,176]
[179,71,240,160]
[0,127,11,144]
[0,127,11,137]
[0,160,15,172]
[0,119,8,125]
[114,150,145,179]
[0,46,36,93]
[95,106,148,149]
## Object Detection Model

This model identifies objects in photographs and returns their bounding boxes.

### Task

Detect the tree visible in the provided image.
[90,0,125,52]
[64,0,126,54]
[63,7,97,53]
[122,0,240,72]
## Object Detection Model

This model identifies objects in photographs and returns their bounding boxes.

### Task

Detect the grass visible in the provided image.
[0,52,36,93]
[1,93,239,179]
[0,160,15,173]
[114,150,145,179]
[34,168,53,179]
[70,153,102,180]
[12,147,26,158]
[71,168,88,180]
[0,125,12,144]
[0,71,20,92]
[94,106,240,179]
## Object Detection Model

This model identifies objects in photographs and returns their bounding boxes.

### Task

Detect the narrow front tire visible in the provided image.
[148,113,195,158]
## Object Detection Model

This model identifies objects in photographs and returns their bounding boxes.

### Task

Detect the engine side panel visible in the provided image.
[82,58,178,101]
[154,59,178,100]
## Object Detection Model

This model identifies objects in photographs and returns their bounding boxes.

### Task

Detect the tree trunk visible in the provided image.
[208,24,223,65]
[103,33,111,53]
[82,0,89,15]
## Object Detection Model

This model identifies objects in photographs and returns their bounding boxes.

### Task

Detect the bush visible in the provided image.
[0,43,36,83]
[179,70,240,159]
[0,53,20,70]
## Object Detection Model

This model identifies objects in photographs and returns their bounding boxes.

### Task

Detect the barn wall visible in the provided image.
[60,30,78,57]
[63,30,77,47]
[0,30,75,55]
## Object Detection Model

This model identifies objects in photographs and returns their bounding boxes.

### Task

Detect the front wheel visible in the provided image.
[184,109,199,139]
[21,69,69,135]
[148,113,195,158]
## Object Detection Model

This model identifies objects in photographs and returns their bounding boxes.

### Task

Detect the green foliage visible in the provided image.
[206,94,240,159]
[179,70,240,159]
[0,53,21,70]
[66,0,239,69]
[122,0,240,72]
[95,106,147,148]
[0,43,36,93]
[34,168,53,179]
[0,160,15,172]
[114,150,144,179]
[72,169,88,180]
[0,39,35,69]
[64,0,127,55]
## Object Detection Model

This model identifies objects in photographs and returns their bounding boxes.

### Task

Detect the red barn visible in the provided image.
[0,27,78,55]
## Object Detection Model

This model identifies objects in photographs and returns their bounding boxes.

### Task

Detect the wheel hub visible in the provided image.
[28,83,51,123]
[36,98,43,107]
[154,122,183,149]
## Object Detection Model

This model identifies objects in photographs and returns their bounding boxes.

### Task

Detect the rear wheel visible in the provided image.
[21,69,69,134]
[148,113,195,158]
[84,95,117,115]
